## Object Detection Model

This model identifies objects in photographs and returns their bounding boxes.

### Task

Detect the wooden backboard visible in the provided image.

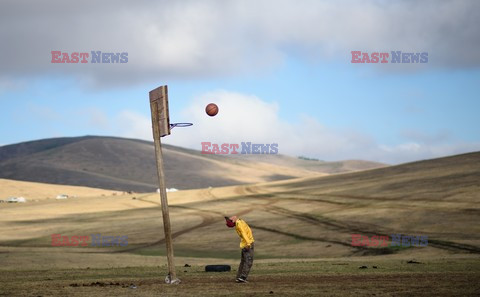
[149,85,171,138]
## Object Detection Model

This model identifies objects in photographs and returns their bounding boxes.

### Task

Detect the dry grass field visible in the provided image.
[0,152,479,296]
[1,259,479,296]
[0,178,123,201]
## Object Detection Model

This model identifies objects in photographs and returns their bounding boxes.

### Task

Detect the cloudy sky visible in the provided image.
[1,0,479,164]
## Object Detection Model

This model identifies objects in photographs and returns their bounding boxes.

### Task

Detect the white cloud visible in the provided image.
[75,108,110,130]
[111,110,153,141]
[112,90,480,164]
[0,0,479,86]
[400,129,452,145]
[377,141,480,164]
[0,77,26,96]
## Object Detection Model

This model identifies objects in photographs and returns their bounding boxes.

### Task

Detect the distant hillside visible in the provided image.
[203,153,385,174]
[0,136,385,192]
[265,151,480,202]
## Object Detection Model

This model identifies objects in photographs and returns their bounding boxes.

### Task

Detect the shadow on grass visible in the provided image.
[131,247,239,259]
[352,245,412,256]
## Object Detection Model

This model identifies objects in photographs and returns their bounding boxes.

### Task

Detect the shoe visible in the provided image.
[236,277,248,283]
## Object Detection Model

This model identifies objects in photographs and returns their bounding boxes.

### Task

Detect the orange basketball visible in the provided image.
[205,103,219,116]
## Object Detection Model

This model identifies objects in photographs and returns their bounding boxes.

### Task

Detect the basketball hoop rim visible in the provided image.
[170,122,193,128]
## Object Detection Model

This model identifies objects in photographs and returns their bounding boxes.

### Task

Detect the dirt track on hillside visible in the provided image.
[128,184,480,255]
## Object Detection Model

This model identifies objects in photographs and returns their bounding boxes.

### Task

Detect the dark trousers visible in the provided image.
[237,243,254,280]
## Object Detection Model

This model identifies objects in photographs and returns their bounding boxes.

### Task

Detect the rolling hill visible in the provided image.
[0,136,385,192]
[0,151,478,272]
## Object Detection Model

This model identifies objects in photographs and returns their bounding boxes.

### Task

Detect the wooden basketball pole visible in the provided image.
[149,85,179,284]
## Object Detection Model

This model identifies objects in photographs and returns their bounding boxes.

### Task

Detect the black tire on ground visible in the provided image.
[205,265,231,272]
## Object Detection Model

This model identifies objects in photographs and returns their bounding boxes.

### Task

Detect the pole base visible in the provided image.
[165,274,181,284]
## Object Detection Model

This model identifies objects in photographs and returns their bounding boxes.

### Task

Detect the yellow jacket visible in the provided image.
[235,219,254,249]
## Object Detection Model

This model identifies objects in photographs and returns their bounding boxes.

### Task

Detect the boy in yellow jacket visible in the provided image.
[225,216,254,283]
